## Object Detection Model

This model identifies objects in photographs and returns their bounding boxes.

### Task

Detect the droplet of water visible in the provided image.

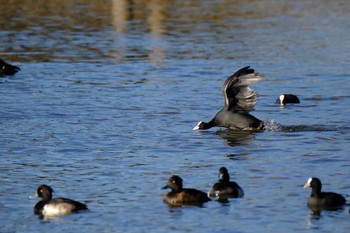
[263,119,282,132]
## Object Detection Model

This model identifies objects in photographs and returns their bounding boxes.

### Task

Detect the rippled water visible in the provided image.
[1,0,350,232]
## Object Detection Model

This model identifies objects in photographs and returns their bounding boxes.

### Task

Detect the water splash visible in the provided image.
[262,119,339,132]
[263,119,282,132]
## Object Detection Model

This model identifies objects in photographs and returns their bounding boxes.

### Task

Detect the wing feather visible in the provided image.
[222,66,264,113]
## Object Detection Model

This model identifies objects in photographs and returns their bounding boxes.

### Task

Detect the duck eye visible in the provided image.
[40,189,43,192]
[172,180,176,183]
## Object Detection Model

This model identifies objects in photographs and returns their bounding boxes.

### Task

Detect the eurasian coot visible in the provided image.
[275,94,300,105]
[303,177,346,210]
[193,66,264,130]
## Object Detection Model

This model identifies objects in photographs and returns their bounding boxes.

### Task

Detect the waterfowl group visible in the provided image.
[161,172,347,212]
[162,168,244,207]
[30,175,348,216]
[19,64,345,217]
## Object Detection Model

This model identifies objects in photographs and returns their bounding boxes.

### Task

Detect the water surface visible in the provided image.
[1,0,350,232]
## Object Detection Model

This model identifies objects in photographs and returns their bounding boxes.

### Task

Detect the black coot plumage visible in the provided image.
[162,175,211,206]
[208,167,244,198]
[275,94,300,105]
[32,184,88,217]
[303,177,346,210]
[193,66,264,130]
[0,58,20,76]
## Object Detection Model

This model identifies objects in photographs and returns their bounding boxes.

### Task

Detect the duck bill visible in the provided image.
[162,185,169,190]
[303,178,312,189]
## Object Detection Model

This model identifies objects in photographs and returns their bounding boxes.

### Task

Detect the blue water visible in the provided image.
[1,0,350,232]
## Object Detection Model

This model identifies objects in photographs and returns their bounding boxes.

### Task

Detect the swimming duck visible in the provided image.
[303,177,346,210]
[208,167,244,198]
[193,66,264,130]
[275,94,300,105]
[0,58,20,76]
[32,184,88,217]
[162,175,211,206]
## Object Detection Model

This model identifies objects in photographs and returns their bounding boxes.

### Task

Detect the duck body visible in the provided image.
[33,185,88,217]
[35,197,88,217]
[164,188,211,206]
[304,177,346,210]
[208,167,244,198]
[193,66,264,131]
[210,108,263,130]
[163,175,210,206]
[307,191,346,209]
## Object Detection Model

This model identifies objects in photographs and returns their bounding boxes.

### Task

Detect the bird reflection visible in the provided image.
[309,207,322,217]
[215,129,256,147]
[217,198,230,204]
[308,205,346,217]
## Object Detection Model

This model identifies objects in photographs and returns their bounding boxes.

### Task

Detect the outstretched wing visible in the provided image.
[222,66,264,113]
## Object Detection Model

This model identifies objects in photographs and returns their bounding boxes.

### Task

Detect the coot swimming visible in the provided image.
[303,177,346,211]
[275,94,300,105]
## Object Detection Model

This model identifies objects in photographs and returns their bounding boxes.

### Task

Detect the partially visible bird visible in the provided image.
[0,58,20,76]
[275,94,300,105]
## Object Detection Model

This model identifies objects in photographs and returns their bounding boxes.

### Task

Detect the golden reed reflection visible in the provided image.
[111,0,129,60]
[146,0,166,65]
[1,0,310,63]
[111,0,130,33]
[111,0,166,65]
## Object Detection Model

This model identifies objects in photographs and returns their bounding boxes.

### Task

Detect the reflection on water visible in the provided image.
[215,130,256,147]
[111,0,167,64]
[2,0,350,66]
[1,0,169,63]
[214,121,336,146]
[307,204,346,216]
